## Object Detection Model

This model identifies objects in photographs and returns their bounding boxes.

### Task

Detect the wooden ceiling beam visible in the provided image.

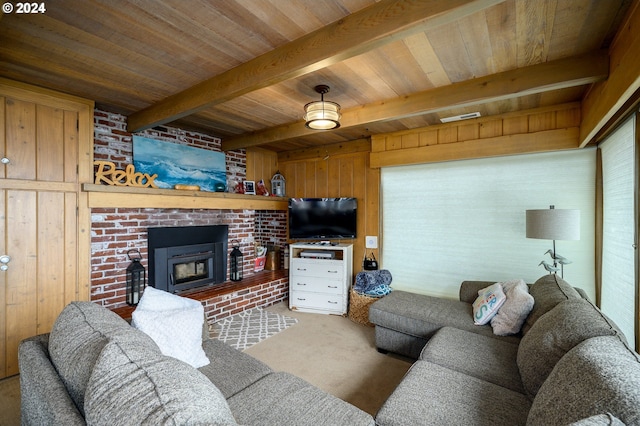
[221,50,609,151]
[127,0,505,132]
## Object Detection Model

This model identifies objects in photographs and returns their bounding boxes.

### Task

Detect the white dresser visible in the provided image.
[289,243,353,315]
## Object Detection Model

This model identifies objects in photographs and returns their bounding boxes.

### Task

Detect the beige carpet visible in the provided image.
[0,375,20,425]
[246,302,412,416]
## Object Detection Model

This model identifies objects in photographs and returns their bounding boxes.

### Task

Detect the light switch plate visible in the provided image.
[365,236,378,249]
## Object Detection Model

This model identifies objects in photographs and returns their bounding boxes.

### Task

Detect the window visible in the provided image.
[599,115,637,349]
[381,149,596,300]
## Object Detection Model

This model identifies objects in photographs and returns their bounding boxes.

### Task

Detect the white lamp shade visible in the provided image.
[304,101,341,130]
[526,208,580,240]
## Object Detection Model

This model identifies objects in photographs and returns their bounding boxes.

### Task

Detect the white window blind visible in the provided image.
[381,149,596,300]
[600,116,636,348]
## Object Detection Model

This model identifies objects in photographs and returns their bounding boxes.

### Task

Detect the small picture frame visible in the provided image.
[243,180,256,195]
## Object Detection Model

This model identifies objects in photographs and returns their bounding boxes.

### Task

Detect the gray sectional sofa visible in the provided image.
[369,274,640,425]
[19,301,374,425]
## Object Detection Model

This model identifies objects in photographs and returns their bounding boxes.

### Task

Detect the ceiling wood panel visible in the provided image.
[0,0,634,152]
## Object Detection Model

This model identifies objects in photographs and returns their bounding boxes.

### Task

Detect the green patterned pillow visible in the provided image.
[472,283,506,325]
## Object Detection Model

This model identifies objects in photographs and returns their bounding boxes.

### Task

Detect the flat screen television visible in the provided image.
[288,197,357,240]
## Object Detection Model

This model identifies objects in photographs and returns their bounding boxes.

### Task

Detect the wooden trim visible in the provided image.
[277,138,371,163]
[83,184,288,210]
[0,77,94,111]
[370,128,580,168]
[0,179,78,192]
[595,147,603,307]
[580,1,640,147]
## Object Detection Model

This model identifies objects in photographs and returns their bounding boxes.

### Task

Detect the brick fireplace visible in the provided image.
[91,109,288,322]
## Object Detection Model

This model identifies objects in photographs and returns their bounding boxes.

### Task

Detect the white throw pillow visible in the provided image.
[132,286,210,368]
[490,279,534,336]
[472,283,507,325]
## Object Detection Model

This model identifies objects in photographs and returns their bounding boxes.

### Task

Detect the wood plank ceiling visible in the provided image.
[0,0,632,152]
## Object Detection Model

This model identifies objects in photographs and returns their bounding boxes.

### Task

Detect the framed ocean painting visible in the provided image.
[133,136,226,192]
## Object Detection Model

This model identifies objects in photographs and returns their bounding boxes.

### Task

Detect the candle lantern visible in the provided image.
[271,171,286,197]
[230,243,243,282]
[126,249,145,305]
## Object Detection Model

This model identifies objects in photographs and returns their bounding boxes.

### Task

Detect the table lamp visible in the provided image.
[526,205,580,277]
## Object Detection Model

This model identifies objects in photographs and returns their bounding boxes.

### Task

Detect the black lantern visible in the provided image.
[126,249,145,305]
[230,243,243,282]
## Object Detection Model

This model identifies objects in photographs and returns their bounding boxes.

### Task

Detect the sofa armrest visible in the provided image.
[19,334,85,425]
[459,281,496,303]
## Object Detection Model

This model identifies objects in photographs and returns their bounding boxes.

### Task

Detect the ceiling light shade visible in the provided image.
[526,206,580,241]
[304,85,341,130]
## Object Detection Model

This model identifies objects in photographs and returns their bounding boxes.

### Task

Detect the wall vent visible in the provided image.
[440,112,481,123]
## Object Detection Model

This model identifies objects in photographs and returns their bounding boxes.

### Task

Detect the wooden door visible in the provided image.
[0,79,93,378]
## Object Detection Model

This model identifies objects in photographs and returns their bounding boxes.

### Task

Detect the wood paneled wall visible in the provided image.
[370,103,582,168]
[246,147,279,193]
[249,139,380,274]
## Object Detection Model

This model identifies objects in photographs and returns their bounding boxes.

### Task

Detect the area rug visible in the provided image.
[211,307,298,350]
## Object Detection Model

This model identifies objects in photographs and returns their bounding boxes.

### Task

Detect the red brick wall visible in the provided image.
[91,109,288,317]
[202,277,289,323]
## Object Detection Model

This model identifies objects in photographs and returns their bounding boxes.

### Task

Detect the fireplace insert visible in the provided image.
[147,225,228,293]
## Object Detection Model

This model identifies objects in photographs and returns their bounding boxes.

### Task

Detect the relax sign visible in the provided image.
[94,160,158,188]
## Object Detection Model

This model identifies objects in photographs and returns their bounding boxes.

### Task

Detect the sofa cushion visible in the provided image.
[522,274,581,335]
[420,327,524,393]
[490,279,534,336]
[472,283,507,325]
[518,299,623,398]
[48,301,135,415]
[527,336,640,426]
[227,372,375,426]
[84,333,237,425]
[198,338,272,398]
[369,290,519,344]
[131,286,209,368]
[376,361,531,426]
[459,280,497,304]
[18,334,86,425]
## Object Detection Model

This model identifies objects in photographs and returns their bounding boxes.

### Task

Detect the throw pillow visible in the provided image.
[472,283,506,325]
[132,286,210,368]
[84,334,237,425]
[490,279,534,336]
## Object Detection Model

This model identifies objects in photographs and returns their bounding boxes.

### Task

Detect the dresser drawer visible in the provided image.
[289,291,344,312]
[290,276,343,294]
[290,260,343,278]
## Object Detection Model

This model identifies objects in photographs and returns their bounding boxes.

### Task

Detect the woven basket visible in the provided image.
[348,288,379,327]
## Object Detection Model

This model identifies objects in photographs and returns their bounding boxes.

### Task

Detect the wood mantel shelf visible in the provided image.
[83,184,288,210]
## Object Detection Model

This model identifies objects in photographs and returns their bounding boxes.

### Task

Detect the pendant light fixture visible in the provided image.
[304,85,341,130]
